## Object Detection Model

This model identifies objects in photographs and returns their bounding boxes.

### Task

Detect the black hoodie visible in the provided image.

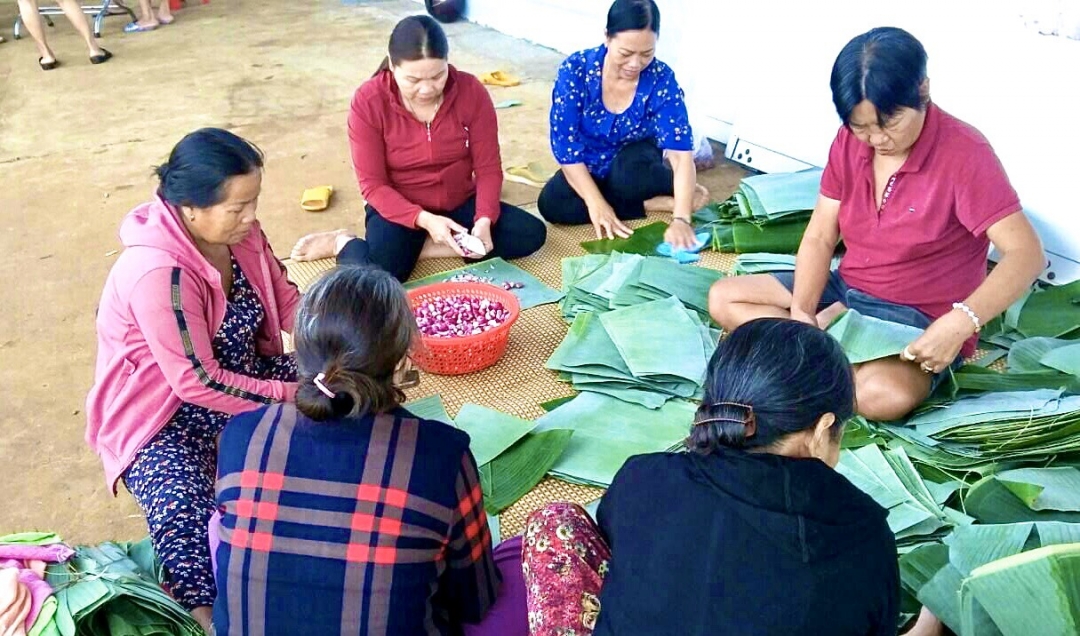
[593,449,899,635]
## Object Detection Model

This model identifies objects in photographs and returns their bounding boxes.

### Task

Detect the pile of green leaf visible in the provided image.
[693,169,823,254]
[560,251,723,324]
[549,296,720,408]
[404,396,574,516]
[34,539,202,636]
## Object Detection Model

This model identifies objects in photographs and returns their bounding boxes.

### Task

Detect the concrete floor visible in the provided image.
[0,0,745,542]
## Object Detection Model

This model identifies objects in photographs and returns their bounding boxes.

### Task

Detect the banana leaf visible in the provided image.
[1040,343,1080,377]
[993,467,1080,511]
[737,169,823,220]
[454,404,539,466]
[533,391,695,487]
[1016,279,1080,339]
[731,216,809,254]
[1007,337,1076,373]
[403,394,454,425]
[404,257,563,310]
[961,543,1080,636]
[42,542,202,636]
[836,445,956,544]
[827,309,924,365]
[599,296,708,384]
[480,429,574,515]
[964,473,1080,524]
[0,532,63,545]
[952,366,1080,394]
[580,221,668,255]
[539,395,576,412]
[628,258,724,321]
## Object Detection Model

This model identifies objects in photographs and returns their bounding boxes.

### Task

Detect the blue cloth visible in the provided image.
[656,232,710,263]
[549,45,693,178]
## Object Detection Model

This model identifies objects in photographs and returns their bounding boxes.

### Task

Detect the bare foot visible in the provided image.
[290,229,352,262]
[692,183,710,210]
[419,238,461,260]
[644,196,675,213]
[158,9,174,24]
[190,606,213,633]
[816,301,847,327]
[643,184,711,213]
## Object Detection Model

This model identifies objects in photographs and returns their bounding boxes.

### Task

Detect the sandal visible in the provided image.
[39,57,59,71]
[124,21,158,33]
[479,70,521,87]
[300,185,334,212]
[90,49,113,65]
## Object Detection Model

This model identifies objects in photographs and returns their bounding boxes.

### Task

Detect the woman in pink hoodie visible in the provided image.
[86,128,300,631]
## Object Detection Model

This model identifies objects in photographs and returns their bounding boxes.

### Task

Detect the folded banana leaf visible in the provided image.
[539,395,576,412]
[1007,337,1076,373]
[731,216,809,254]
[479,429,574,515]
[737,169,823,221]
[952,366,1080,394]
[453,404,539,466]
[836,445,960,546]
[403,394,454,425]
[901,522,1080,635]
[1016,279,1080,339]
[963,467,1080,524]
[533,392,695,487]
[40,540,201,636]
[599,296,708,384]
[961,542,1080,636]
[405,257,563,309]
[0,532,63,546]
[826,309,924,365]
[580,221,668,255]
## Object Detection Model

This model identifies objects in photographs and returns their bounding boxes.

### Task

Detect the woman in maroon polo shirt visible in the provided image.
[290,15,547,281]
[707,27,1045,423]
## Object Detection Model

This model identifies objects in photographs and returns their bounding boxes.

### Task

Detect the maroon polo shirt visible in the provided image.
[821,103,1021,356]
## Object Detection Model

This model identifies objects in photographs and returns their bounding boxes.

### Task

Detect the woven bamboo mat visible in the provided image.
[282,211,736,536]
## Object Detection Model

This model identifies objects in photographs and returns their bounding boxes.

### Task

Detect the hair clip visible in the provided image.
[313,372,336,399]
[693,401,757,438]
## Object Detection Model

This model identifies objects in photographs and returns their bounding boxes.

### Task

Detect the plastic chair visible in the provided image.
[13,0,136,39]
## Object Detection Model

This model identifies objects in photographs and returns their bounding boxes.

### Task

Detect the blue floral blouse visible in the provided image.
[549,45,693,179]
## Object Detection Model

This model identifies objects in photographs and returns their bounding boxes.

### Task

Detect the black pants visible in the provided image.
[537,140,674,224]
[337,196,547,282]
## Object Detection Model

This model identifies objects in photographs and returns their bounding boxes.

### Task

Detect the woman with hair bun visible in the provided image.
[522,318,900,636]
[86,128,299,631]
[213,266,524,636]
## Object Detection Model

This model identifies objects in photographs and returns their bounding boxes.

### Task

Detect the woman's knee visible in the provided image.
[855,365,930,421]
[497,212,547,259]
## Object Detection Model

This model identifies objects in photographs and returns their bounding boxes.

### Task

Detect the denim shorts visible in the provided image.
[772,270,963,390]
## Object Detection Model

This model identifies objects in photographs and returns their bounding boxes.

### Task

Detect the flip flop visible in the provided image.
[494,99,522,109]
[90,49,113,64]
[124,22,158,33]
[480,70,521,87]
[503,162,554,188]
[300,185,334,212]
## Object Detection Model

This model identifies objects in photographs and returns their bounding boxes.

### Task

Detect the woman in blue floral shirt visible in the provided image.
[538,0,708,249]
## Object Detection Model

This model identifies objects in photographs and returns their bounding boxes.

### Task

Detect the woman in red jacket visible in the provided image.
[291,15,547,281]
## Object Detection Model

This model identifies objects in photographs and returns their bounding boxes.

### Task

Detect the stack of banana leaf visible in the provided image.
[548,296,720,408]
[532,391,695,487]
[559,252,723,324]
[35,539,203,636]
[840,431,1080,634]
[403,396,574,516]
[694,168,823,254]
[952,278,1080,395]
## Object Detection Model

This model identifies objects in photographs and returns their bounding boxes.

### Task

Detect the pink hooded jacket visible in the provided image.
[86,195,300,492]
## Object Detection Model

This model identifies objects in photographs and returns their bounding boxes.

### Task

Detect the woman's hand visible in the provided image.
[664,218,698,251]
[417,211,469,257]
[902,309,975,374]
[587,199,632,240]
[470,218,494,258]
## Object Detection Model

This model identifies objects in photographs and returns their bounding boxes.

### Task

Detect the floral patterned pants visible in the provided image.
[521,503,611,636]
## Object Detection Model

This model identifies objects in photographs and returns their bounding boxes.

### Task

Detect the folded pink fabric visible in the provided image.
[0,568,30,636]
[0,545,73,564]
[0,562,53,632]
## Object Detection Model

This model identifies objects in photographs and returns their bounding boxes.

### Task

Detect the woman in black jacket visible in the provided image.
[522,318,901,636]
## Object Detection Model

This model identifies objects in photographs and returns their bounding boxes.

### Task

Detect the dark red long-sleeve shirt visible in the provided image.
[347,66,503,229]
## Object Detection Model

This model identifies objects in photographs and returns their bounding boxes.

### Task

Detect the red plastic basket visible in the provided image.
[406,281,521,376]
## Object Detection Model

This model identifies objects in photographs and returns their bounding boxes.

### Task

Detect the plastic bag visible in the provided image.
[692,130,716,171]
